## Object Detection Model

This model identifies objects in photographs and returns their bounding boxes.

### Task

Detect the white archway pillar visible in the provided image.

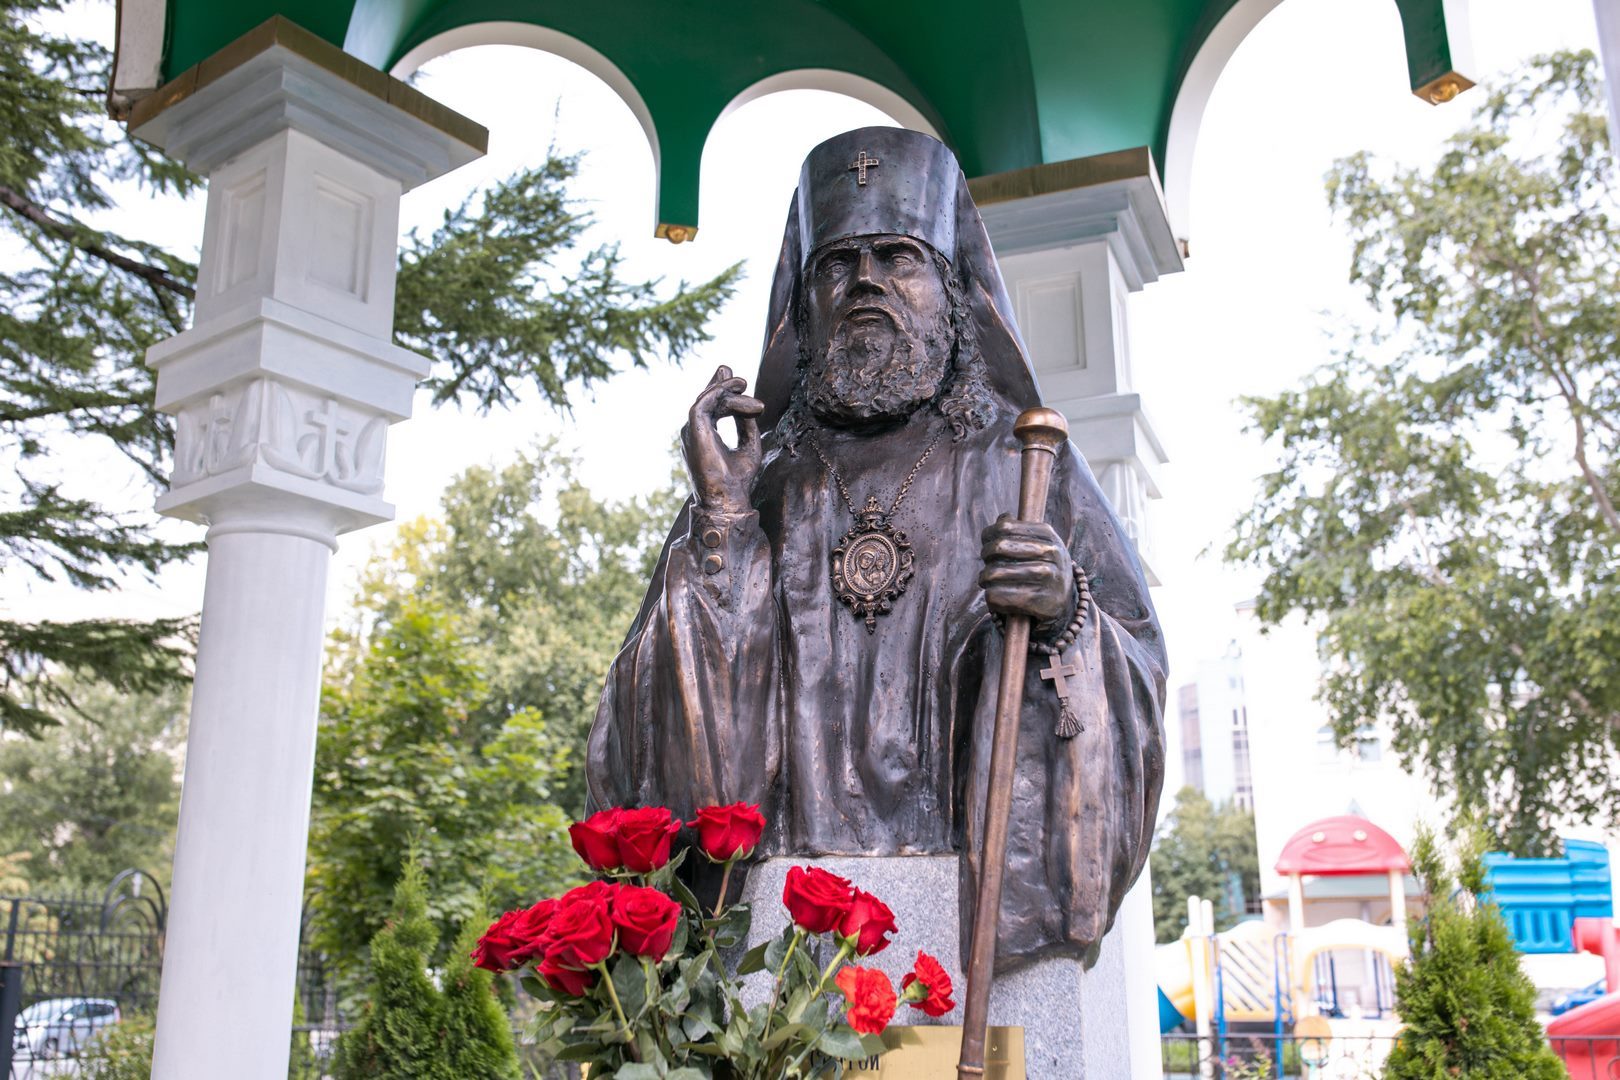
[1596,0,1620,166]
[974,148,1183,1079]
[127,22,484,1078]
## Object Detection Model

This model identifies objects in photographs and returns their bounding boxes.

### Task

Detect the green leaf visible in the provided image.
[857,1032,888,1057]
[615,1063,664,1080]
[669,873,704,914]
[612,953,650,1019]
[737,940,771,975]
[711,904,752,949]
[818,1025,869,1060]
[762,1021,813,1050]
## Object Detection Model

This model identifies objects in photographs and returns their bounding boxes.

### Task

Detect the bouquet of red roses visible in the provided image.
[474,803,955,1079]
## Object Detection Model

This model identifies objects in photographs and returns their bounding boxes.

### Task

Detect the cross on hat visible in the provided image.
[848,150,880,186]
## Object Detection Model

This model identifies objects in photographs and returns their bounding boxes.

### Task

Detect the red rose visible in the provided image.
[569,809,624,872]
[560,880,620,910]
[902,951,956,1017]
[612,885,683,961]
[689,802,766,862]
[835,965,897,1035]
[538,955,596,996]
[782,866,855,934]
[539,893,616,969]
[471,899,556,972]
[837,889,896,956]
[615,806,683,873]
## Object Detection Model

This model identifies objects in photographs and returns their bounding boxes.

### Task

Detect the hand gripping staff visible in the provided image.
[957,407,1070,1080]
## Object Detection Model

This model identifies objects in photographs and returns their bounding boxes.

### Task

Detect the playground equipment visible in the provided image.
[1157,918,1406,1031]
[1483,839,1613,954]
[1546,917,1620,1078]
[1276,816,1410,935]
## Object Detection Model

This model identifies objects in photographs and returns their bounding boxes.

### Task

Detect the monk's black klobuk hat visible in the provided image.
[754,126,1043,429]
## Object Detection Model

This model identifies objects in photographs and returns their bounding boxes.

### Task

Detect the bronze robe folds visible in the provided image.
[588,398,1166,971]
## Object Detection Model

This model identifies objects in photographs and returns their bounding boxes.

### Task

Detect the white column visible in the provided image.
[129,28,483,1079]
[977,155,1181,585]
[1288,873,1307,935]
[1388,867,1407,931]
[1594,0,1620,166]
[978,154,1184,1077]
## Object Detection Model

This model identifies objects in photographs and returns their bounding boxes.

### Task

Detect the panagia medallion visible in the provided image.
[831,495,916,633]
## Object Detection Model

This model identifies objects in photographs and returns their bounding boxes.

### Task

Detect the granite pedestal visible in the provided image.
[736,856,1131,1079]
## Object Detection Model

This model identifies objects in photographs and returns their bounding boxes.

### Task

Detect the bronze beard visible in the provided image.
[778,249,995,451]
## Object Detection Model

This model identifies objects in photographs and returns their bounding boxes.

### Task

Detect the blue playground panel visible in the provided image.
[1158,987,1187,1033]
[1483,838,1612,953]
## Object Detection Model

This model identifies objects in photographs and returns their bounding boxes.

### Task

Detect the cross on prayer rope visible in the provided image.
[1038,653,1085,739]
[848,150,880,186]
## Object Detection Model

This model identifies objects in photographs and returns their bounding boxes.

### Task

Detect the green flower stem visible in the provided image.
[812,939,855,996]
[780,941,858,1078]
[593,961,640,1062]
[713,859,736,919]
[762,928,806,1044]
[641,957,670,1056]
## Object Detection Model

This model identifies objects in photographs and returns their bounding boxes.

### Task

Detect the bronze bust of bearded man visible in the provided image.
[589,127,1166,972]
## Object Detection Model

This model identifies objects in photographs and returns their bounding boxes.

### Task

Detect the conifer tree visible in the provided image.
[331,857,520,1079]
[442,913,522,1080]
[1,1,737,736]
[1384,826,1564,1079]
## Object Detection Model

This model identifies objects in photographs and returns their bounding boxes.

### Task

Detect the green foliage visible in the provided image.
[395,155,741,411]
[79,1014,155,1080]
[0,682,184,891]
[342,439,682,819]
[0,0,199,735]
[0,4,733,738]
[1148,786,1260,942]
[442,913,522,1079]
[309,443,679,975]
[332,859,520,1080]
[1383,826,1565,1079]
[1225,51,1620,851]
[308,596,577,977]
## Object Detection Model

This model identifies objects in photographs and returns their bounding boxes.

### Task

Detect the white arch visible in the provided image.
[390,21,662,219]
[1162,0,1290,247]
[715,68,941,141]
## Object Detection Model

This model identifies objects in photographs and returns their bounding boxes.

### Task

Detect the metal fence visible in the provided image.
[1163,1031,1396,1078]
[1165,1030,1620,1079]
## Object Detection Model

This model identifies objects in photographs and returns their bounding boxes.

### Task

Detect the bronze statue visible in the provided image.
[588,127,1166,972]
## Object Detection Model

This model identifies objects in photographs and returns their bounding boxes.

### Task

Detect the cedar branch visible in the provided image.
[0,183,196,300]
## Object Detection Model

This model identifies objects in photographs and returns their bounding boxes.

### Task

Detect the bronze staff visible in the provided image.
[958,406,1071,1080]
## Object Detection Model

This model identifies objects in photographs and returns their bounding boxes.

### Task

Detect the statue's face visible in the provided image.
[802,234,954,427]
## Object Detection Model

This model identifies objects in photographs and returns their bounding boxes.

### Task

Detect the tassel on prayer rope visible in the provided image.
[1039,654,1085,739]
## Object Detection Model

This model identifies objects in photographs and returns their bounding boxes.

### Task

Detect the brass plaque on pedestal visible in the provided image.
[847,1025,1026,1079]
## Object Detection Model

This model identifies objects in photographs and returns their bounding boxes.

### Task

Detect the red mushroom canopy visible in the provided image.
[1275,815,1409,876]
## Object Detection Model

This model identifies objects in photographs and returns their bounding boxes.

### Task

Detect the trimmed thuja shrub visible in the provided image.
[1383,825,1564,1079]
[332,858,519,1080]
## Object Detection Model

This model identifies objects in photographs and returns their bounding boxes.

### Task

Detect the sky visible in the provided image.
[6,0,1605,736]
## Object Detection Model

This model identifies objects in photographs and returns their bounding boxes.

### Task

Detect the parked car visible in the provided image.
[12,997,121,1058]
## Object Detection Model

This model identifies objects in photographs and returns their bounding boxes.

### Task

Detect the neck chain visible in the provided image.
[804,424,946,633]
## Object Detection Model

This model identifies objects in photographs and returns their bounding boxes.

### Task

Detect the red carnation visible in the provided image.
[902,951,956,1017]
[782,866,855,934]
[615,806,683,873]
[689,802,766,862]
[538,955,597,996]
[612,885,683,961]
[835,965,898,1035]
[471,898,556,972]
[569,808,624,872]
[539,892,616,969]
[837,889,897,956]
